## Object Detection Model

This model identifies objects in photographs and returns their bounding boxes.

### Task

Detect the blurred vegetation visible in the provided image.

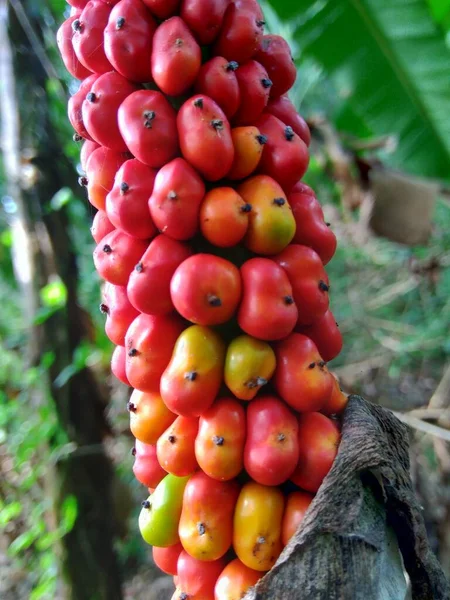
[0,0,449,598]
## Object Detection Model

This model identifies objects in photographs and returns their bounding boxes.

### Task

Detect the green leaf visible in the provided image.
[0,501,22,526]
[59,494,78,534]
[8,529,38,555]
[265,0,450,180]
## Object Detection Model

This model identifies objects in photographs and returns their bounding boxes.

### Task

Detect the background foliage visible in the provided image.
[0,0,449,597]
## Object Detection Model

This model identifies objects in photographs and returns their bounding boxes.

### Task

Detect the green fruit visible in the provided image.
[139,473,190,547]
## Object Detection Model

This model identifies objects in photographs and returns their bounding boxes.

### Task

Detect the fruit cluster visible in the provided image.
[58,0,348,597]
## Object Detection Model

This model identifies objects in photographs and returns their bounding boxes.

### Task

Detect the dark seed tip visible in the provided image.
[326,222,331,227]
[273,197,286,206]
[207,294,222,307]
[256,19,265,27]
[116,16,125,29]
[278,432,286,442]
[193,98,204,108]
[308,362,316,369]
[131,447,136,456]
[284,295,294,305]
[184,371,198,382]
[241,202,252,213]
[168,435,176,444]
[86,92,96,103]
[73,133,83,142]
[226,61,239,71]
[180,593,188,600]
[168,190,177,200]
[72,19,82,32]
[99,303,109,315]
[127,401,136,413]
[197,522,206,535]
[213,435,225,446]
[120,182,129,194]
[211,119,224,131]
[256,377,268,386]
[142,500,151,509]
[319,280,329,292]
[256,134,268,145]
[128,348,138,357]
[78,176,88,187]
[284,126,295,141]
[318,360,326,367]
[261,78,272,89]
[102,244,112,254]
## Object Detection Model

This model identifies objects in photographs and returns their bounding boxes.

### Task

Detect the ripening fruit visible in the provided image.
[281,491,314,546]
[106,159,157,240]
[125,313,185,393]
[238,258,298,341]
[179,472,239,561]
[118,90,178,168]
[132,440,166,488]
[111,344,130,385]
[170,254,242,326]
[296,309,343,362]
[180,0,229,46]
[101,283,139,346]
[215,558,263,600]
[228,127,266,181]
[149,158,205,241]
[214,3,264,63]
[141,0,180,20]
[153,543,183,576]
[321,374,348,416]
[265,95,311,147]
[177,95,234,181]
[80,140,99,172]
[68,73,100,141]
[233,482,284,572]
[82,71,138,151]
[139,473,190,547]
[290,413,340,492]
[104,0,157,82]
[72,0,112,74]
[160,325,226,417]
[85,146,128,211]
[288,187,337,264]
[238,175,296,255]
[151,17,201,97]
[254,35,297,98]
[91,210,115,244]
[195,397,246,481]
[127,235,192,315]
[224,335,276,401]
[199,187,250,248]
[93,230,148,286]
[57,16,92,80]
[233,60,272,125]
[255,113,309,193]
[129,389,176,445]
[244,396,299,486]
[274,245,330,326]
[157,416,199,477]
[274,333,334,412]
[67,1,89,11]
[176,552,226,600]
[195,57,241,120]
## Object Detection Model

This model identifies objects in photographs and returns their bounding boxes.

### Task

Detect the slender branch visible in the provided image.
[392,411,450,442]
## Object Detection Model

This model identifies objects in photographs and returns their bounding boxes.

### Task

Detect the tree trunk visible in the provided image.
[0,2,123,598]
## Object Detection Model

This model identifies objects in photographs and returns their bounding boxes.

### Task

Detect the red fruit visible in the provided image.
[234,0,264,21]
[118,90,178,168]
[85,147,128,211]
[82,72,138,151]
[151,17,201,97]
[281,491,314,546]
[104,0,157,82]
[72,1,112,74]
[215,559,263,600]
[57,17,92,80]
[265,95,311,147]
[199,187,250,247]
[149,158,205,241]
[238,258,298,341]
[93,230,147,286]
[194,57,240,120]
[153,543,183,576]
[322,375,348,416]
[274,245,329,326]
[141,0,180,19]
[127,235,192,315]
[157,416,199,477]
[274,333,334,412]
[244,395,299,486]
[129,389,177,445]
[80,140,99,172]
[67,0,89,8]
[68,74,100,141]
[195,397,245,481]
[177,551,226,600]
[296,309,343,362]
[111,345,129,385]
[214,3,264,63]
[179,472,239,561]
[255,113,309,193]
[91,210,115,244]
[291,413,340,492]
[133,440,166,488]
[101,283,139,346]
[288,189,337,265]
[254,35,296,98]
[228,126,266,181]
[125,313,185,393]
[181,0,229,45]
[170,254,242,326]
[233,60,272,125]
[177,96,234,181]
[106,159,157,239]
